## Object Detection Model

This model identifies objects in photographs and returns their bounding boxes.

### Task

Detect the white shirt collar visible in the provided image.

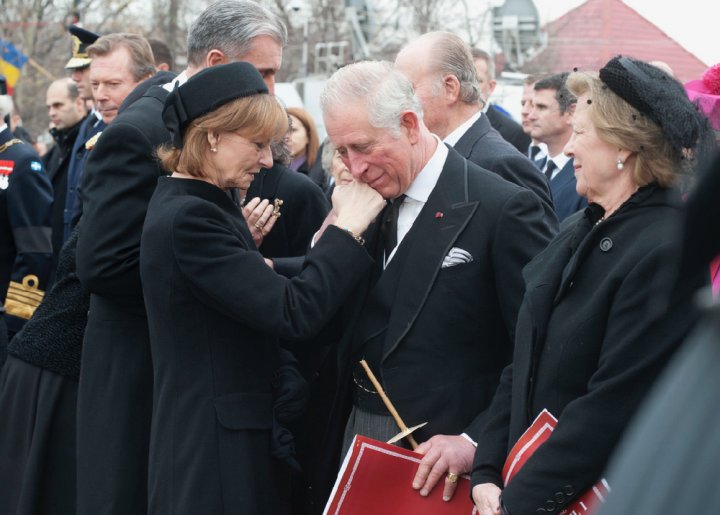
[404,135,448,203]
[548,151,571,172]
[0,123,8,134]
[163,70,189,92]
[443,110,482,147]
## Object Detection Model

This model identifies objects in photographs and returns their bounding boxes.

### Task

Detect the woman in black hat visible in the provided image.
[140,61,384,514]
[470,57,715,515]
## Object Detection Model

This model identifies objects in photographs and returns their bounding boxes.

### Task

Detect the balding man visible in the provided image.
[43,78,88,275]
[394,32,556,228]
[314,61,553,506]
[75,2,287,513]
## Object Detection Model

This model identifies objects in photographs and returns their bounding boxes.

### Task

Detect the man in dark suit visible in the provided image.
[75,2,287,513]
[315,61,555,505]
[395,32,557,229]
[521,73,549,165]
[42,78,88,279]
[63,25,104,243]
[529,73,587,221]
[471,48,530,154]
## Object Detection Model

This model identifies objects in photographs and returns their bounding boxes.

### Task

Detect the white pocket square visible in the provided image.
[442,247,473,268]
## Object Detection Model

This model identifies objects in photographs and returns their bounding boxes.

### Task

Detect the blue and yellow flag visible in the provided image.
[0,39,29,94]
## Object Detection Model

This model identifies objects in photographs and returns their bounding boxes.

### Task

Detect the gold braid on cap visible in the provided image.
[70,34,89,58]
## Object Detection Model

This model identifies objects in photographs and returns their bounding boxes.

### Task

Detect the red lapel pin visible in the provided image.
[435,211,444,219]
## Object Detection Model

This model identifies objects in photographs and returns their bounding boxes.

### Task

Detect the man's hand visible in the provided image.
[472,483,503,515]
[412,434,475,501]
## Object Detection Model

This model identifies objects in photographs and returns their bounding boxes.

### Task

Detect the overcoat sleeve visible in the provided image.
[470,362,514,488]
[487,153,558,232]
[76,120,161,299]
[170,200,373,342]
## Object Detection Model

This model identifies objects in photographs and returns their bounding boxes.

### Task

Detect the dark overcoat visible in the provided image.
[485,104,531,154]
[140,177,372,514]
[75,85,170,515]
[454,113,557,230]
[471,186,698,514]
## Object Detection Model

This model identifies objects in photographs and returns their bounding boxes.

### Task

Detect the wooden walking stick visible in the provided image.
[359,359,419,450]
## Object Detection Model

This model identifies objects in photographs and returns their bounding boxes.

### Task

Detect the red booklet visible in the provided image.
[324,435,477,514]
[503,409,610,514]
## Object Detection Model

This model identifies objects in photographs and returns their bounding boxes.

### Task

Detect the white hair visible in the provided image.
[320,60,423,137]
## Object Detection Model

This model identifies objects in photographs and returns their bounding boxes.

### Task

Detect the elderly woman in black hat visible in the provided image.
[470,56,715,515]
[140,62,384,514]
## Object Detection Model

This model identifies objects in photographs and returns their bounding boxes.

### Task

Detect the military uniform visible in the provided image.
[63,24,102,242]
[0,124,53,362]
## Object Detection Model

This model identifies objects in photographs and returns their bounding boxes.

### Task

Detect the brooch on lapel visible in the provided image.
[85,132,102,151]
[435,211,444,219]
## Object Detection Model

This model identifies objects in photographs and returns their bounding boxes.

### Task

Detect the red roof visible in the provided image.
[522,0,707,83]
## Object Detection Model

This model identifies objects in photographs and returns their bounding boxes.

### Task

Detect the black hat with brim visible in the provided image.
[65,25,100,69]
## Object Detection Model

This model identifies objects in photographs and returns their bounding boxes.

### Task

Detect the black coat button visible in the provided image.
[600,237,613,252]
[545,500,556,511]
[554,492,565,503]
[564,485,576,496]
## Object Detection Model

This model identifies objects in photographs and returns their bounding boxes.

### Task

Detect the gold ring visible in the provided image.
[254,221,263,230]
[446,472,459,484]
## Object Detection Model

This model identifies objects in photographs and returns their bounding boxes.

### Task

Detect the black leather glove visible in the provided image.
[272,349,309,424]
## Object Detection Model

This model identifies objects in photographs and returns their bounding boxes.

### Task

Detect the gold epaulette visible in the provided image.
[5,274,45,320]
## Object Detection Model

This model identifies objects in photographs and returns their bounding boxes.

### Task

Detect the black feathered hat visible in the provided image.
[162,62,268,148]
[599,56,707,152]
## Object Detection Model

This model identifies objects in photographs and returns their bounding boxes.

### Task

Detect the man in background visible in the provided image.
[529,72,587,221]
[63,25,102,244]
[395,32,556,227]
[471,48,530,153]
[521,73,548,166]
[42,78,88,276]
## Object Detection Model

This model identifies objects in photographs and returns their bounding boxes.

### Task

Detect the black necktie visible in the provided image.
[381,194,406,261]
[529,145,541,160]
[545,160,557,181]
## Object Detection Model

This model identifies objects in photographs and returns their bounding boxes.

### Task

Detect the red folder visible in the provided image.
[324,435,477,514]
[503,409,610,514]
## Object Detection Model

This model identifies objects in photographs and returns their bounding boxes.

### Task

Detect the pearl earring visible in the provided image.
[211,147,217,153]
[616,159,624,171]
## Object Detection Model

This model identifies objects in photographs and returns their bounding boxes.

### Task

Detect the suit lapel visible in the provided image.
[381,149,478,360]
[550,159,575,192]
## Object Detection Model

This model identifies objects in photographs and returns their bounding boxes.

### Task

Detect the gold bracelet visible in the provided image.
[342,227,365,246]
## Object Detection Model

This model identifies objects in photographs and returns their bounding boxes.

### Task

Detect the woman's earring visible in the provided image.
[211,147,217,153]
[616,158,624,171]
